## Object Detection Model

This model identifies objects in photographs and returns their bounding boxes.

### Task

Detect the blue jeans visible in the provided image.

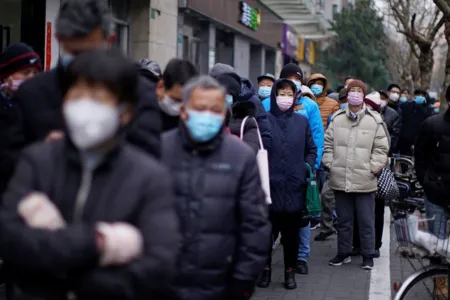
[425,197,447,239]
[297,223,310,261]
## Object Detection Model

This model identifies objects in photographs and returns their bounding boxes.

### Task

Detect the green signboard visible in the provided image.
[239,1,261,31]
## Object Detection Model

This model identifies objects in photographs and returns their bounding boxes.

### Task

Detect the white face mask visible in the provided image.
[63,98,120,150]
[380,100,387,108]
[389,92,399,102]
[159,95,182,116]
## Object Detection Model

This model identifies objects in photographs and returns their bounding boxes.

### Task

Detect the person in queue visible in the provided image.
[257,73,276,111]
[323,80,389,270]
[0,49,180,300]
[9,0,162,158]
[306,73,339,129]
[209,63,272,149]
[386,83,402,117]
[138,58,162,84]
[278,64,323,275]
[0,43,42,194]
[162,76,270,300]
[314,88,349,242]
[400,89,410,104]
[257,78,317,290]
[378,90,401,154]
[216,72,260,153]
[398,88,432,157]
[155,58,199,132]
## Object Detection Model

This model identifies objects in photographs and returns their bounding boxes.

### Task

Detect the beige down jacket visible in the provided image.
[322,104,390,193]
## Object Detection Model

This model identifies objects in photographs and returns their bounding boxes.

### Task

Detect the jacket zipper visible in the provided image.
[72,167,93,222]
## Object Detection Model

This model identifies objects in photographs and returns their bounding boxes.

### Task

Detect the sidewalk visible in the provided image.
[253,231,371,300]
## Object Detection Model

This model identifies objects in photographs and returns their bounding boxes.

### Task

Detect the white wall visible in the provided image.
[148,0,178,70]
[45,0,61,69]
[233,34,250,79]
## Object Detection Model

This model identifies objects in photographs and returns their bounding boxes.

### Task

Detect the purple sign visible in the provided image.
[282,24,298,57]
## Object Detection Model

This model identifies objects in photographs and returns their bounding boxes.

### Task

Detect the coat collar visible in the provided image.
[179,122,224,154]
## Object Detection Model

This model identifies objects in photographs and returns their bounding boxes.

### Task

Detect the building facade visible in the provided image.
[179,0,283,83]
[1,0,178,70]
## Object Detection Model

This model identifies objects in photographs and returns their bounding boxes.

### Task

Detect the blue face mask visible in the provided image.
[185,109,224,142]
[434,107,440,114]
[258,86,272,98]
[310,84,323,96]
[400,97,407,103]
[60,54,75,68]
[225,94,233,106]
[414,96,426,104]
[291,80,302,92]
[339,103,348,110]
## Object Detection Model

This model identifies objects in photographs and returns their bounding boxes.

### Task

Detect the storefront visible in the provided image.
[281,24,299,66]
[0,0,46,59]
[297,37,316,80]
[179,0,283,83]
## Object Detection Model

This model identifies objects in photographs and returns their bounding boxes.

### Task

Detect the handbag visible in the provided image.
[305,163,321,215]
[377,166,400,202]
[240,116,271,204]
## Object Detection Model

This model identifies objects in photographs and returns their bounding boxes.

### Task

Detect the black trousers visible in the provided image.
[266,211,303,269]
[353,195,385,250]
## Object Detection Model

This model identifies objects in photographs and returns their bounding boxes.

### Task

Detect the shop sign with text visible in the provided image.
[239,1,261,31]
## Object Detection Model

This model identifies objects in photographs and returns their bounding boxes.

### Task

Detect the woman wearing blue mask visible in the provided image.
[398,89,432,157]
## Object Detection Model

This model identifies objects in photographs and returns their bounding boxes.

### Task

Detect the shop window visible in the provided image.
[183,35,189,60]
[109,0,129,54]
[0,0,22,51]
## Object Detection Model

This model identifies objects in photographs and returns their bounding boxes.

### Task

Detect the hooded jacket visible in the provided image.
[307,74,339,128]
[323,104,390,193]
[381,106,401,152]
[239,77,272,149]
[268,79,317,213]
[228,101,260,153]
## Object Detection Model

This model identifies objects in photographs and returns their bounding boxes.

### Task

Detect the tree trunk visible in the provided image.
[441,20,450,110]
[418,45,434,90]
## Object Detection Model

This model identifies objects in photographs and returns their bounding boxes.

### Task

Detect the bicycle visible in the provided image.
[393,212,450,300]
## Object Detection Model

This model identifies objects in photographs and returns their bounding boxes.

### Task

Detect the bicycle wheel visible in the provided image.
[394,265,450,300]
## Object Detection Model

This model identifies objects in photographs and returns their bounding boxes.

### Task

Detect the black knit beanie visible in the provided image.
[0,43,42,79]
[216,72,242,100]
[279,63,303,80]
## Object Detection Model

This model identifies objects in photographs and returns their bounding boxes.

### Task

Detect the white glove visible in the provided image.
[96,222,144,266]
[18,192,66,230]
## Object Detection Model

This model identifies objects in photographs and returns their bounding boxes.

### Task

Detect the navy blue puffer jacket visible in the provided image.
[268,79,318,213]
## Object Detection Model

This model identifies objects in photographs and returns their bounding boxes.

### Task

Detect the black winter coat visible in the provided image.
[268,79,317,214]
[399,102,431,155]
[0,139,180,300]
[162,126,271,300]
[414,109,450,209]
[12,65,162,156]
[0,89,22,195]
[229,101,260,153]
[381,106,401,152]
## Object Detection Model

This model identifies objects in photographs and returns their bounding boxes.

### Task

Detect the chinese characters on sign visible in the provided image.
[239,1,261,31]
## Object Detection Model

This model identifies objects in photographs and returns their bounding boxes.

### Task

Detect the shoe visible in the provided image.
[373,249,380,258]
[284,268,297,290]
[314,231,335,241]
[310,219,321,230]
[296,260,308,274]
[329,255,351,266]
[256,267,271,288]
[362,257,374,270]
[433,276,448,299]
[350,248,360,257]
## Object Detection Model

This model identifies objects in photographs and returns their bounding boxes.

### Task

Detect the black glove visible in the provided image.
[228,279,255,300]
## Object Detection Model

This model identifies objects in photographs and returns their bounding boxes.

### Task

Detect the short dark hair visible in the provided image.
[56,0,111,39]
[414,89,427,96]
[64,48,139,105]
[387,84,401,92]
[163,59,199,90]
[344,76,353,82]
[276,80,296,95]
[401,89,409,94]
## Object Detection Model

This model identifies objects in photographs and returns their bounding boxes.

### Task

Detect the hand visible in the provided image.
[95,222,143,266]
[18,192,66,230]
[228,279,255,300]
[45,130,64,142]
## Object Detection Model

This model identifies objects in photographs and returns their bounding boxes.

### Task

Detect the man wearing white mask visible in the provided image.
[155,58,199,132]
[0,49,180,300]
[386,83,402,118]
[379,90,401,154]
